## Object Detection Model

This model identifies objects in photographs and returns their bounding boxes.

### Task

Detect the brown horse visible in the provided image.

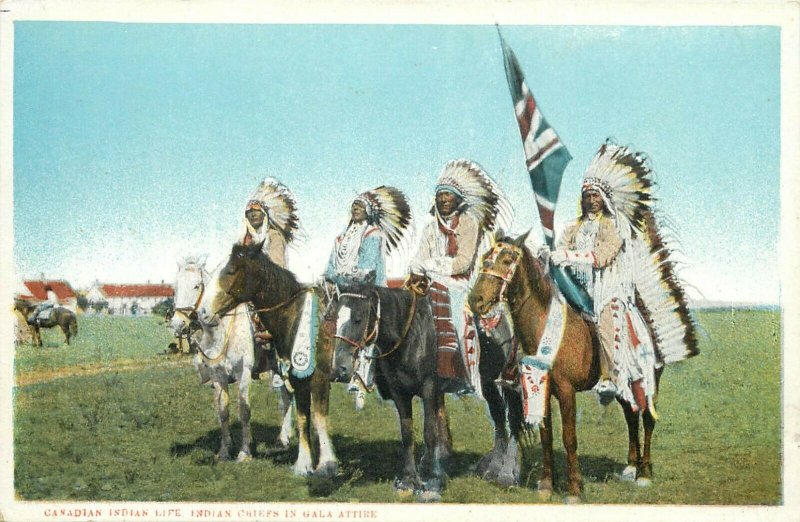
[468,233,662,501]
[203,241,338,477]
[14,299,78,347]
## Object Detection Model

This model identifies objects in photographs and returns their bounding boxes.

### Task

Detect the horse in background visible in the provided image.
[14,299,78,347]
[201,241,339,477]
[170,257,294,460]
[331,280,450,500]
[468,233,663,502]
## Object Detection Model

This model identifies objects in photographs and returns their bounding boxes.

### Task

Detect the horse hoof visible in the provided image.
[313,461,339,478]
[395,488,413,499]
[636,477,652,488]
[537,480,553,501]
[564,495,581,505]
[214,453,230,462]
[496,472,520,488]
[416,490,442,503]
[394,477,421,496]
[236,452,253,463]
[620,465,637,482]
[292,464,314,477]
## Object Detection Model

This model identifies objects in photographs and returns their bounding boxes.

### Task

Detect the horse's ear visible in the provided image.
[250,240,266,257]
[492,228,504,245]
[513,230,531,248]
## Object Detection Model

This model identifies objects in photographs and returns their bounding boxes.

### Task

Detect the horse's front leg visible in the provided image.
[556,382,582,502]
[311,366,338,477]
[33,326,42,347]
[494,387,523,488]
[392,392,422,493]
[236,374,253,462]
[291,380,314,476]
[537,391,555,500]
[418,389,446,500]
[277,386,294,449]
[638,405,656,486]
[213,382,232,461]
[619,398,641,482]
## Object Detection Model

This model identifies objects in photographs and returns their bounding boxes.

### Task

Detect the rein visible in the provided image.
[336,290,417,360]
[195,311,239,364]
[250,287,309,315]
[335,292,380,350]
[373,291,417,359]
[173,279,206,321]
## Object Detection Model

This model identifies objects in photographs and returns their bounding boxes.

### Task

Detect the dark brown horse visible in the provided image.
[14,299,78,347]
[331,281,450,500]
[203,241,338,477]
[468,233,661,501]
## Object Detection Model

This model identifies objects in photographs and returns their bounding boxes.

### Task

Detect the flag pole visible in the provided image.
[496,27,594,316]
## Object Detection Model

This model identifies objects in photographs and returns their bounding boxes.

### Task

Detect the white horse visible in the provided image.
[171,257,294,461]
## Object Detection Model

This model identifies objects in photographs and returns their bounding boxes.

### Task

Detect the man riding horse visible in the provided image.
[325,186,411,409]
[550,141,684,410]
[409,159,512,395]
[28,284,59,326]
[238,178,300,383]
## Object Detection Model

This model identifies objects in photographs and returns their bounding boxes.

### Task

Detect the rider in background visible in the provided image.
[409,159,511,395]
[29,284,59,325]
[325,186,411,409]
[237,178,300,383]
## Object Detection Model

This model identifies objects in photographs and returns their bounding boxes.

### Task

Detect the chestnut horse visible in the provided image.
[201,241,338,477]
[468,233,661,501]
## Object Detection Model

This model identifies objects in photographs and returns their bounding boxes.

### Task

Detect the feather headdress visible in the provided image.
[246,177,300,242]
[433,159,513,235]
[582,140,698,363]
[355,186,412,253]
[581,140,654,238]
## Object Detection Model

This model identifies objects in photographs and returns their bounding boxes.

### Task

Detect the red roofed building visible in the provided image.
[86,282,173,315]
[18,280,78,311]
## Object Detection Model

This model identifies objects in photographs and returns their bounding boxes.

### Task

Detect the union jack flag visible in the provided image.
[499,32,571,248]
[499,29,594,316]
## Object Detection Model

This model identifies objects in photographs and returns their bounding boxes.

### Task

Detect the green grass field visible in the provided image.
[13,310,781,504]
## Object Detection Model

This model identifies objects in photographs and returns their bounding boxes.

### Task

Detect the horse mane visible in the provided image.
[231,243,303,297]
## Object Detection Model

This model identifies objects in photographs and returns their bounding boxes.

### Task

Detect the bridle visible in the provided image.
[478,242,532,315]
[335,287,419,362]
[335,292,380,352]
[173,278,205,324]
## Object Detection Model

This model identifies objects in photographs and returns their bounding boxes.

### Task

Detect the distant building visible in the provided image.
[86,282,174,316]
[17,280,78,311]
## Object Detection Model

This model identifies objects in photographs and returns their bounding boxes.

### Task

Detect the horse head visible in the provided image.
[469,230,551,317]
[171,256,207,337]
[203,241,268,321]
[331,283,378,383]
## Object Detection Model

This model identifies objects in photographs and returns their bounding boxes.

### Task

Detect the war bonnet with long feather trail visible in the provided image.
[434,159,513,235]
[581,140,654,238]
[355,185,412,253]
[581,140,698,362]
[247,177,300,242]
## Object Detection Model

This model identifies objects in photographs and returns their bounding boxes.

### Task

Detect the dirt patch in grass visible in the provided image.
[16,356,191,387]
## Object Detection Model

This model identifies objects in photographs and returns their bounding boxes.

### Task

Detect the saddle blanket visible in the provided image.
[429,282,469,383]
[290,291,318,379]
[520,293,567,428]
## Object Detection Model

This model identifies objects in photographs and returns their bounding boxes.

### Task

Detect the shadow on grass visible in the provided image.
[170,422,484,492]
[170,422,293,462]
[170,422,623,498]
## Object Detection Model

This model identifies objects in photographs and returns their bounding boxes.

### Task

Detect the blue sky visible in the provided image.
[12,22,780,303]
